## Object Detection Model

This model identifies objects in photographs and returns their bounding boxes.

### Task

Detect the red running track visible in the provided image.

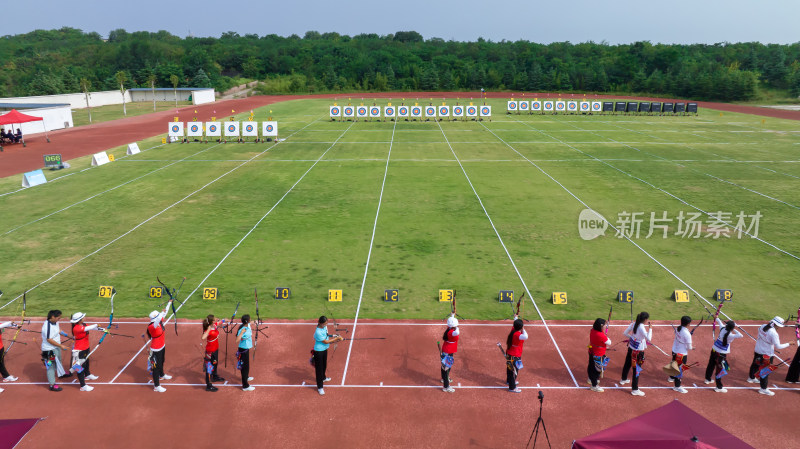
[0,319,794,448]
[2,93,798,179]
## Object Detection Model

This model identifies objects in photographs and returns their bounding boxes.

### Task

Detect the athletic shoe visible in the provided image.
[242,386,255,391]
[786,381,798,384]
[619,379,630,385]
[509,388,522,393]
[0,387,4,393]
[714,388,728,393]
[324,377,332,382]
[443,387,455,393]
[758,388,775,396]
[3,376,18,382]
[50,385,63,392]
[206,385,218,392]
[318,388,325,395]
[58,373,72,379]
[746,378,759,384]
[247,377,254,382]
[667,377,674,383]
[80,385,94,392]
[153,386,166,393]
[160,374,173,380]
[673,387,688,394]
[703,379,714,385]
[85,374,99,381]
[590,386,604,393]
[630,389,645,397]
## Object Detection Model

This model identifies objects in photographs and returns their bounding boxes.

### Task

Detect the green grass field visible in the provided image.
[1,98,798,324]
[71,101,193,127]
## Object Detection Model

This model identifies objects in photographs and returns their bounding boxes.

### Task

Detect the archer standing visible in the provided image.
[785,314,800,384]
[201,315,225,392]
[235,314,254,391]
[440,314,459,393]
[588,318,611,393]
[747,316,793,396]
[703,318,742,392]
[668,316,693,394]
[620,312,652,397]
[313,316,342,396]
[41,310,70,392]
[146,308,173,393]
[70,312,102,392]
[0,320,20,389]
[505,317,527,393]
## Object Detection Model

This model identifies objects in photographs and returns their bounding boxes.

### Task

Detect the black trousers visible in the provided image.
[313,349,328,389]
[150,348,165,387]
[621,347,643,390]
[786,346,800,383]
[506,356,520,390]
[588,354,601,387]
[76,349,91,387]
[670,352,687,388]
[748,352,773,390]
[204,350,220,387]
[704,349,728,389]
[238,348,250,388]
[0,348,10,378]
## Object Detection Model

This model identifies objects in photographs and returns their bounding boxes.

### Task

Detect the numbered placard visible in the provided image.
[202,287,218,300]
[43,154,62,168]
[98,286,114,298]
[617,290,634,303]
[714,289,732,301]
[275,287,291,300]
[148,286,165,299]
[328,289,342,302]
[498,290,514,303]
[673,290,689,303]
[438,289,454,302]
[552,292,568,305]
[384,289,399,302]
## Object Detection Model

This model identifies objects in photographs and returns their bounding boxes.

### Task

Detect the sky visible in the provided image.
[8,0,800,44]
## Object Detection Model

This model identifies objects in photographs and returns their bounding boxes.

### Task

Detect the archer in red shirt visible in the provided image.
[505,318,528,393]
[201,315,226,391]
[588,318,611,392]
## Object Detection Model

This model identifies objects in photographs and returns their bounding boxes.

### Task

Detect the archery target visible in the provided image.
[543,101,554,112]
[531,101,542,111]
[480,105,491,117]
[242,122,258,137]
[519,101,530,111]
[411,106,422,118]
[168,122,184,137]
[567,101,578,112]
[507,101,518,111]
[555,101,565,112]
[466,105,478,117]
[425,106,436,117]
[369,106,380,117]
[343,106,355,117]
[356,106,367,117]
[262,121,278,137]
[384,106,395,118]
[205,122,221,137]
[187,121,203,137]
[452,106,464,117]
[438,106,449,117]
[591,101,602,111]
[398,106,409,117]
[329,106,341,117]
[579,102,590,112]
[224,122,240,136]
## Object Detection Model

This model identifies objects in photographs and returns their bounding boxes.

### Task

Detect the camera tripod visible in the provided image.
[526,390,551,449]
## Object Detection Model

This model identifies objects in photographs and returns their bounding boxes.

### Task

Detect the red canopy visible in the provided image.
[572,401,755,449]
[0,418,44,449]
[0,109,44,125]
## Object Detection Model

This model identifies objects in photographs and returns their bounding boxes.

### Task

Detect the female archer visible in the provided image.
[70,312,103,392]
[620,312,652,397]
[201,315,225,392]
[504,317,527,393]
[703,318,742,393]
[748,317,793,396]
[785,312,800,384]
[440,314,459,393]
[588,318,611,393]
[235,315,254,391]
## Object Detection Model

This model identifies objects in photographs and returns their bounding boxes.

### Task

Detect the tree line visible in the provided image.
[1,28,798,101]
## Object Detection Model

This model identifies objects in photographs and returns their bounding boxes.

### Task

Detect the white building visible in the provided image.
[128,88,215,105]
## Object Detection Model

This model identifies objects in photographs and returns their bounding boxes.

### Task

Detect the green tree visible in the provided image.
[193,69,212,88]
[80,78,92,123]
[148,74,157,111]
[170,74,180,107]
[115,71,128,116]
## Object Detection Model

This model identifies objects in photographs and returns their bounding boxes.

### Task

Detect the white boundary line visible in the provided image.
[510,117,800,262]
[0,119,320,312]
[340,120,397,385]
[437,120,580,387]
[480,121,786,361]
[1,143,225,237]
[110,120,354,383]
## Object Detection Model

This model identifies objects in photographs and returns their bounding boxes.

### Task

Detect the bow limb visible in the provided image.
[605,305,613,335]
[97,289,116,345]
[253,288,260,360]
[5,291,26,354]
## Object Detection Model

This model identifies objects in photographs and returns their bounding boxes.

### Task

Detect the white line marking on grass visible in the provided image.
[110,119,351,384]
[437,121,579,387]
[480,121,786,363]
[511,118,800,262]
[341,119,397,386]
[0,119,320,312]
[1,143,225,237]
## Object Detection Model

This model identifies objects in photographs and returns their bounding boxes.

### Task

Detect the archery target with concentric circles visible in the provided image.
[520,101,529,110]
[532,101,542,111]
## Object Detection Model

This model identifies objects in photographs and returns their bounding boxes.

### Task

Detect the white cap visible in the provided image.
[770,316,785,328]
[149,311,160,322]
[447,316,459,328]
[70,312,86,323]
